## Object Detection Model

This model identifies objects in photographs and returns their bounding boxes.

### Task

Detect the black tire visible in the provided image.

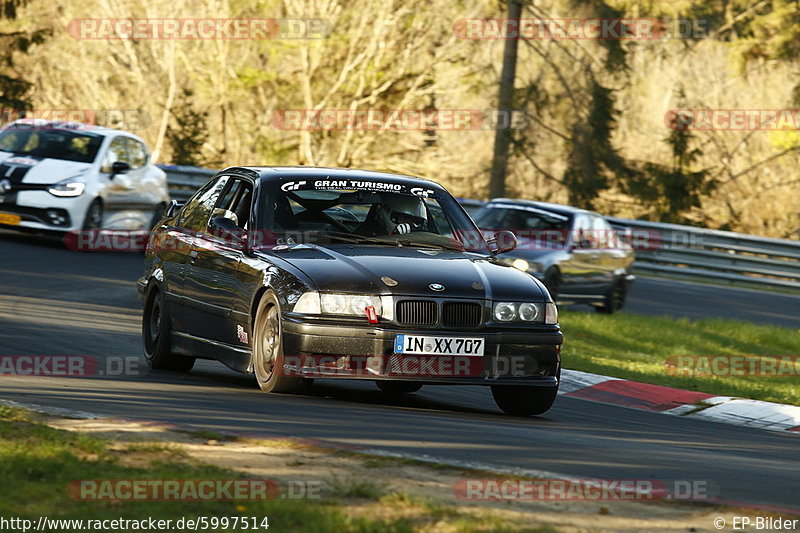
[142,286,195,371]
[596,279,626,314]
[252,291,306,393]
[376,381,423,394]
[543,268,561,302]
[82,198,104,231]
[491,386,558,416]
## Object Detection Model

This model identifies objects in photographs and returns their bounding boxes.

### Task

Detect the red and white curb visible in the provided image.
[560,369,800,433]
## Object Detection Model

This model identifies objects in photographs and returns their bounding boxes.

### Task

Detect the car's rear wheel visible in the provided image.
[544,268,561,302]
[253,291,305,393]
[596,279,626,314]
[82,198,104,231]
[491,385,558,416]
[376,381,423,394]
[142,286,195,371]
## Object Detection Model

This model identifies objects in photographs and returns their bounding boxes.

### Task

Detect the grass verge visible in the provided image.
[559,310,800,406]
[0,406,558,532]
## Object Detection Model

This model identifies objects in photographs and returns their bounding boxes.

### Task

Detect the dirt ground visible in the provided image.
[46,415,793,533]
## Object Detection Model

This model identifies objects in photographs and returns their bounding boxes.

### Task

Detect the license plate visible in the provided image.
[0,212,21,225]
[394,335,485,356]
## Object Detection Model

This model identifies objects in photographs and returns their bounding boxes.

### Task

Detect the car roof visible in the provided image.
[2,119,142,139]
[223,166,445,188]
[486,198,596,217]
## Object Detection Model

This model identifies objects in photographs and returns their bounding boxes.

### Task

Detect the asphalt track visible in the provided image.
[1,231,799,513]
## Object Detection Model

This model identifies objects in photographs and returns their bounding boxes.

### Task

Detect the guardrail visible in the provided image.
[158,165,800,291]
[607,217,800,291]
[158,164,216,201]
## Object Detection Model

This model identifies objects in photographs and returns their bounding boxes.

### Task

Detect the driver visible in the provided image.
[357,193,428,236]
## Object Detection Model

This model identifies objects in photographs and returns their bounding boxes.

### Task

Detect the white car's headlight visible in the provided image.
[293,291,382,316]
[48,179,86,198]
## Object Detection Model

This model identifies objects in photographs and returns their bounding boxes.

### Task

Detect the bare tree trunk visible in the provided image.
[489,0,522,198]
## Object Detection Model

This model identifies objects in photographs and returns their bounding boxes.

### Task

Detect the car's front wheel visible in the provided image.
[142,286,195,371]
[596,279,626,314]
[376,381,423,394]
[82,198,104,231]
[252,291,306,393]
[491,385,558,416]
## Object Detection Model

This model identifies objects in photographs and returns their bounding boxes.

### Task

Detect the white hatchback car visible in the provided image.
[0,119,169,233]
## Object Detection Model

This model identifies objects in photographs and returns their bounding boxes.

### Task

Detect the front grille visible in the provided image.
[442,302,483,327]
[396,300,437,326]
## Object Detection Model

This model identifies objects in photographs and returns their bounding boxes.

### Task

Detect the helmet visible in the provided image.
[378,193,427,235]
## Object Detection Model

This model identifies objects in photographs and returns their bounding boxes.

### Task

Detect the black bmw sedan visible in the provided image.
[138,167,563,415]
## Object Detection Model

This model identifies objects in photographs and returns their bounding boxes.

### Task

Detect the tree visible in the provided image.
[0,0,49,111]
[165,88,212,167]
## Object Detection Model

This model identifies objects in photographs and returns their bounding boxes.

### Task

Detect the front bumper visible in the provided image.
[281,317,562,387]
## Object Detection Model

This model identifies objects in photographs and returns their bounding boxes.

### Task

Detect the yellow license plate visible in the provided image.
[0,212,21,225]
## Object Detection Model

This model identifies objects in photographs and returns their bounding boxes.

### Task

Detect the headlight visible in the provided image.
[511,259,529,272]
[47,179,85,198]
[494,302,516,321]
[293,291,382,316]
[503,257,540,273]
[493,302,550,323]
[518,302,540,321]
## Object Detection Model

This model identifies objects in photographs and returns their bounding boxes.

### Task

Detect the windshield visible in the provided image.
[473,205,573,246]
[258,179,489,252]
[0,128,103,163]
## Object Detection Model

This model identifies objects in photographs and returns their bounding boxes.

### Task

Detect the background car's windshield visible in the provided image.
[0,128,103,163]
[474,206,573,246]
[259,180,489,252]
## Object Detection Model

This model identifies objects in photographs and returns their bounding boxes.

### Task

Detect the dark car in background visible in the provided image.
[139,168,563,416]
[472,199,635,313]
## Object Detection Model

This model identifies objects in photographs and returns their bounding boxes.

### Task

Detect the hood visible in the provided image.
[259,245,548,301]
[0,152,93,185]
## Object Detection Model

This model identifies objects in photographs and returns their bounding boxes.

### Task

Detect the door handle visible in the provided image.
[188,250,198,262]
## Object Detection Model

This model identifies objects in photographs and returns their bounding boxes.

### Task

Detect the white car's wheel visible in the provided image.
[82,199,103,230]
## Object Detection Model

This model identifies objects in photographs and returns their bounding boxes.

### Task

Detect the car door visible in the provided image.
[100,135,145,211]
[167,175,230,334]
[593,215,629,291]
[560,214,599,295]
[122,137,157,208]
[585,215,615,294]
[182,176,253,346]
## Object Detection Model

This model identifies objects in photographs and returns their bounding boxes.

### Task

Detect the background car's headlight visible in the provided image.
[511,259,529,272]
[493,302,551,323]
[294,292,382,316]
[47,180,85,198]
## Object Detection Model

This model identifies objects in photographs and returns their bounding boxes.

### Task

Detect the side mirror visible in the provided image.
[110,161,131,179]
[164,199,184,218]
[209,216,246,247]
[491,230,517,254]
